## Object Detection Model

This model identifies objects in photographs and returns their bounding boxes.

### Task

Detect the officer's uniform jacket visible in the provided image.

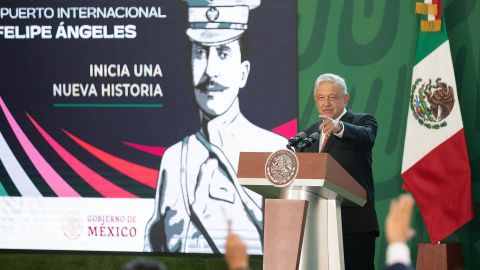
[144,101,286,253]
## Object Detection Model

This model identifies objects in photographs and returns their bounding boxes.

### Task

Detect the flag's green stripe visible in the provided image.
[414,17,448,65]
[0,181,7,196]
[53,103,163,108]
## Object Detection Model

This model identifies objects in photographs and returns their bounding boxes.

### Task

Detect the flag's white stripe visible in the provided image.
[402,40,464,172]
[425,0,435,21]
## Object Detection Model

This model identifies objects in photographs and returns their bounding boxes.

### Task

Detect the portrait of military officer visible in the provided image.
[144,0,287,254]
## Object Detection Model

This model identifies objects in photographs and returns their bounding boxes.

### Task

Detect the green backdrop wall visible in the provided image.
[298,0,479,269]
[1,0,479,269]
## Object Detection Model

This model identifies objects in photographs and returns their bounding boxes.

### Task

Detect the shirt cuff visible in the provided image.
[333,121,344,138]
[386,242,411,266]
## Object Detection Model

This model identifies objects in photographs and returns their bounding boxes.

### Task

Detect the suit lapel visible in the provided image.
[340,110,354,124]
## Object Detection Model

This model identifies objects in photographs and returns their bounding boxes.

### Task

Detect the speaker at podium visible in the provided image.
[237,151,366,270]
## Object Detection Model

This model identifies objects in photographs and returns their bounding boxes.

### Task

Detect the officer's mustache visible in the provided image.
[195,76,227,93]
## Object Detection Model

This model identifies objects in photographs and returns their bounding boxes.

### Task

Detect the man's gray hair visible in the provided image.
[313,73,348,94]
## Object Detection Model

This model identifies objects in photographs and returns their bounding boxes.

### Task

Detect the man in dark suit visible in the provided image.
[301,73,379,270]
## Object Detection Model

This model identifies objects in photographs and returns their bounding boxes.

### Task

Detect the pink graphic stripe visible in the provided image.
[26,113,136,198]
[272,118,297,138]
[63,131,158,189]
[123,119,298,157]
[123,141,166,157]
[0,97,79,197]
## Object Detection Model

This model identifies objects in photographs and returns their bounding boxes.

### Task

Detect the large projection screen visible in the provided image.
[0,0,297,254]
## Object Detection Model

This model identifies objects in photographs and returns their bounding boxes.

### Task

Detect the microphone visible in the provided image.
[298,132,320,151]
[286,132,307,150]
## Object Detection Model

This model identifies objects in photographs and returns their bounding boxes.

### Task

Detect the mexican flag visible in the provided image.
[401,0,473,243]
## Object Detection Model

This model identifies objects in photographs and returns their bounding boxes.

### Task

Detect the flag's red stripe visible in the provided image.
[402,129,473,242]
[432,0,442,20]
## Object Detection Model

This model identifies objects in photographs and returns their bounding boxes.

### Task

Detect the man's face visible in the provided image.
[314,82,349,119]
[191,40,250,117]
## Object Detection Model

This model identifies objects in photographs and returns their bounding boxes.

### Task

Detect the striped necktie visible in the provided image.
[319,132,330,152]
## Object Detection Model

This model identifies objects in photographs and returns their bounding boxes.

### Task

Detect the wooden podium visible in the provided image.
[237,152,367,270]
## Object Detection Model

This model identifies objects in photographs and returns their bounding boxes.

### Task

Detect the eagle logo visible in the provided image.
[409,78,455,129]
[206,7,220,22]
[265,149,299,187]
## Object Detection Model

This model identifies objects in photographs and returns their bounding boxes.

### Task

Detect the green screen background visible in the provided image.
[1,0,479,269]
[297,0,479,269]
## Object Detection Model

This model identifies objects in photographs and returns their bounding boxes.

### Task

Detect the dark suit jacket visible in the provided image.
[302,110,379,234]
